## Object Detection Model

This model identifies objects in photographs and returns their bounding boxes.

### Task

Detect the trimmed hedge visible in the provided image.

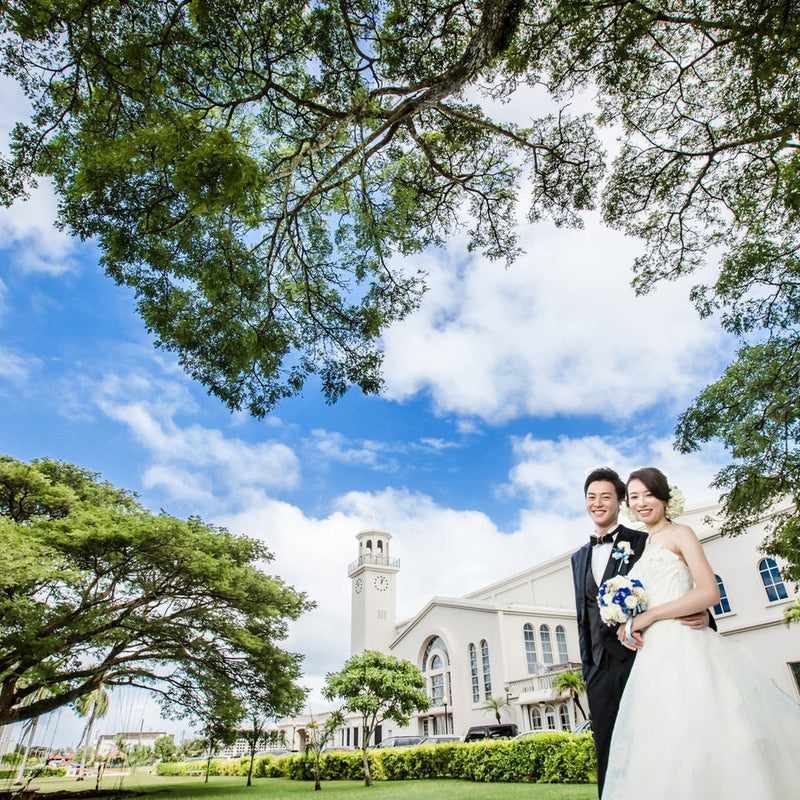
[156,734,596,785]
[0,767,66,779]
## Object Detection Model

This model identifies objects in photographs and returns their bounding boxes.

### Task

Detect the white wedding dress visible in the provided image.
[603,545,800,800]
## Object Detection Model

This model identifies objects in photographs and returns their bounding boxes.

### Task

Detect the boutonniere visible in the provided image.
[611,541,633,565]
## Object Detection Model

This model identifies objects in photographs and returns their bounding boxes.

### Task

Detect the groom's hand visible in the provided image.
[677,611,710,630]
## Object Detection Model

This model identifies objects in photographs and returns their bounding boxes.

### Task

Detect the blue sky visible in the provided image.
[0,79,734,748]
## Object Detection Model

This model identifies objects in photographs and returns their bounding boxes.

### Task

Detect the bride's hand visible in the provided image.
[618,612,651,650]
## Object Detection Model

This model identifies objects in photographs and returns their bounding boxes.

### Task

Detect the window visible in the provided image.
[469,644,480,702]
[790,662,800,695]
[559,704,570,730]
[540,625,553,664]
[544,705,557,730]
[431,672,444,705]
[481,640,492,697]
[555,625,569,663]
[713,575,731,615]
[422,636,450,670]
[759,558,789,602]
[424,638,451,706]
[523,624,538,674]
[530,706,543,731]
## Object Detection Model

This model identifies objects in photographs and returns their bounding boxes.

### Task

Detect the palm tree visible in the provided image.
[14,686,54,785]
[553,669,588,724]
[75,686,110,777]
[480,695,511,724]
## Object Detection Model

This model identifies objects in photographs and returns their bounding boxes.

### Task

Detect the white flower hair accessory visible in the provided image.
[665,486,685,520]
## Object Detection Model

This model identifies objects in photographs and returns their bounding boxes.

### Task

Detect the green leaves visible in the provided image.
[0,455,311,726]
[2,0,605,414]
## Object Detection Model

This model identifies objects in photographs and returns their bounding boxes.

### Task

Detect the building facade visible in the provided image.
[282,504,799,749]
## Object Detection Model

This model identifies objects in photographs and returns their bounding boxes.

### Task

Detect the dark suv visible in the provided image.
[463,724,518,742]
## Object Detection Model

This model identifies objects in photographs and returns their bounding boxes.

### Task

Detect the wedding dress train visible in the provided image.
[603,545,800,799]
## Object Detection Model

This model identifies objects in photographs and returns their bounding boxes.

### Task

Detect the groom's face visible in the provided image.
[585,480,621,531]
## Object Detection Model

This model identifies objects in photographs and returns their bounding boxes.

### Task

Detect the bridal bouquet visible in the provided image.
[597,575,648,626]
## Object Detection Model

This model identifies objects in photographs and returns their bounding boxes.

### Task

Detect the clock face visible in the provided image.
[355,577,363,593]
[374,575,389,592]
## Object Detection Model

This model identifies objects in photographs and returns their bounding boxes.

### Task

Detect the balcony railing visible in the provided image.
[347,553,401,575]
[505,662,583,699]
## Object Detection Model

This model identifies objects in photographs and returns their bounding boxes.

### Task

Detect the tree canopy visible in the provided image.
[324,650,429,786]
[0,455,311,727]
[2,2,800,581]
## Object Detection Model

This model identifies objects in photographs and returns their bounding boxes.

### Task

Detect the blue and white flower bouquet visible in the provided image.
[597,575,649,627]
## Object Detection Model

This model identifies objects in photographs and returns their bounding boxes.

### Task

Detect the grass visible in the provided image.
[9,772,598,800]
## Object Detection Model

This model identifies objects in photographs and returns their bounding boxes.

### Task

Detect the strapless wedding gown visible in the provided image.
[603,545,800,799]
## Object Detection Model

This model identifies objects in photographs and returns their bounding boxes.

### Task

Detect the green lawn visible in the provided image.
[15,773,597,800]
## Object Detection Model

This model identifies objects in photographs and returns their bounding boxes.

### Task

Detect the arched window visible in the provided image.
[544,705,557,730]
[377,540,383,553]
[713,574,731,615]
[539,625,553,664]
[366,539,372,552]
[530,706,543,731]
[759,558,789,602]
[523,624,538,674]
[469,644,480,703]
[422,636,450,670]
[558,704,571,730]
[480,640,492,697]
[422,637,451,706]
[555,625,569,663]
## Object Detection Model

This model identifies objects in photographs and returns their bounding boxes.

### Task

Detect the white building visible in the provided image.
[95,730,172,758]
[283,504,800,748]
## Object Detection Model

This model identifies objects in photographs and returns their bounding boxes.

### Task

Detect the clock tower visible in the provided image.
[348,528,399,654]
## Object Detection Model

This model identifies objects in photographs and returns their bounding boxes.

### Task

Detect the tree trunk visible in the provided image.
[361,746,372,787]
[15,717,39,785]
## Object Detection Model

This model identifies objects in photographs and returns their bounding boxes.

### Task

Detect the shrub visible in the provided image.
[266,733,594,785]
[0,767,66,779]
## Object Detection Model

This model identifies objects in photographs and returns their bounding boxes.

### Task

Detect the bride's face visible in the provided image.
[626,479,667,525]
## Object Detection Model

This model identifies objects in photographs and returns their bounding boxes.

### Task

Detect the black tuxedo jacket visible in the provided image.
[571,525,648,685]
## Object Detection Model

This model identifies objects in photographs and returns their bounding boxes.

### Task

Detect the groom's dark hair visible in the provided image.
[584,467,626,501]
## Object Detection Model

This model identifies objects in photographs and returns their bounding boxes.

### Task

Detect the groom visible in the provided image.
[571,467,711,796]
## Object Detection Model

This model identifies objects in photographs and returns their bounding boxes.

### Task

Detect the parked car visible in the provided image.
[463,724,518,742]
[572,719,592,734]
[418,735,461,745]
[372,735,424,748]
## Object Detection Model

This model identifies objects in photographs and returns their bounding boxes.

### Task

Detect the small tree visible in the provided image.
[305,711,345,791]
[199,699,241,783]
[176,739,205,760]
[324,651,430,787]
[480,695,510,725]
[553,670,588,725]
[74,686,110,778]
[153,736,177,762]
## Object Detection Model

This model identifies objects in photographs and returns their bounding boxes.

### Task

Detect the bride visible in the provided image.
[602,467,800,800]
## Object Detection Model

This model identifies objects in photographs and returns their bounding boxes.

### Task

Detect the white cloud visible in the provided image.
[92,370,301,506]
[381,217,731,424]
[0,79,78,275]
[306,429,397,471]
[503,433,727,517]
[0,179,79,275]
[0,345,33,384]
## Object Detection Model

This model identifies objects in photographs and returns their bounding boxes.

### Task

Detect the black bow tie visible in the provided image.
[590,533,614,546]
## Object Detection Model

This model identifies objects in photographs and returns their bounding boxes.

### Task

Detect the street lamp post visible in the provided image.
[442,700,448,735]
